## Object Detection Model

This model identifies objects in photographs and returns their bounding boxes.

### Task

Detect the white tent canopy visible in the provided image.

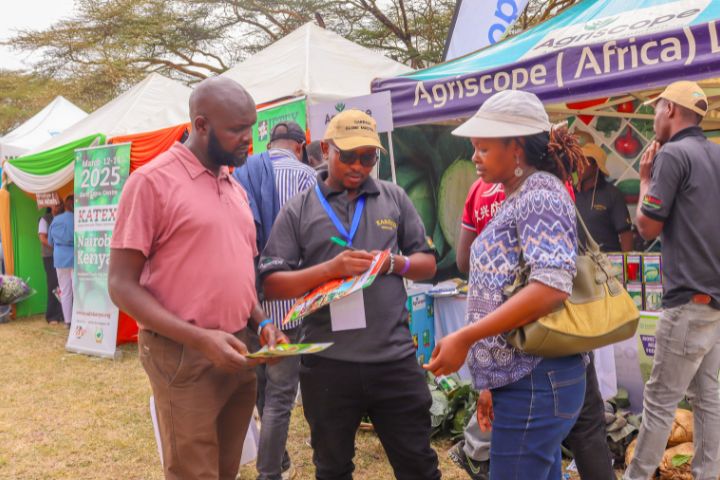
[0,96,87,161]
[221,22,413,106]
[5,73,192,193]
[30,73,192,154]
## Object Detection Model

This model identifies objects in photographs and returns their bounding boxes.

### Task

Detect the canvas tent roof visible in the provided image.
[372,0,720,127]
[0,96,86,161]
[221,22,413,106]
[29,73,191,155]
[4,73,191,193]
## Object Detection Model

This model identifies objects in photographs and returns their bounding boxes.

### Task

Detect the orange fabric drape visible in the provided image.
[0,187,14,278]
[109,123,189,173]
[107,123,188,344]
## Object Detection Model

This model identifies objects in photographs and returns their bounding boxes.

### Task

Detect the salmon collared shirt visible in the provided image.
[111,142,258,333]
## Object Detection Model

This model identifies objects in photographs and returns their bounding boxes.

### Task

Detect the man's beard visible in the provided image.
[207,128,248,167]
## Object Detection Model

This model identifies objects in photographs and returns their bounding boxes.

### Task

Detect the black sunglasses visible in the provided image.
[329,143,379,167]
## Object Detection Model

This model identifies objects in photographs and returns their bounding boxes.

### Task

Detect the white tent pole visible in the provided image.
[388,131,398,185]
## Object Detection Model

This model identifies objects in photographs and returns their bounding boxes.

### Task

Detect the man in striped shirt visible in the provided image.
[235,121,316,480]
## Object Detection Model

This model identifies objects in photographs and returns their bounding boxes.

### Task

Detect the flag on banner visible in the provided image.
[444,0,531,61]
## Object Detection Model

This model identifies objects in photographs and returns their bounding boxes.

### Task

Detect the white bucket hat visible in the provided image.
[452,90,551,138]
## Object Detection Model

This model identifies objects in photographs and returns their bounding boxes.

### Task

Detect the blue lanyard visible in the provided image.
[314,184,365,248]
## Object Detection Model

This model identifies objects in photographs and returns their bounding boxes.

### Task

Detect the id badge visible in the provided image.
[329,290,367,331]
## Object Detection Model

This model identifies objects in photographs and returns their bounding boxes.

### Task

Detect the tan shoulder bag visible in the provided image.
[504,206,640,357]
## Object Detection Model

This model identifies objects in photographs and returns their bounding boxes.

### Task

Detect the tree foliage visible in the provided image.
[0,70,106,135]
[2,0,578,132]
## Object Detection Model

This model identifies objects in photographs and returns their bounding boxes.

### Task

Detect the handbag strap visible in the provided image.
[508,196,603,292]
[574,204,601,254]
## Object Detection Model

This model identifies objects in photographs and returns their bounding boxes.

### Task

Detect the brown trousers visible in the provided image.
[139,329,257,480]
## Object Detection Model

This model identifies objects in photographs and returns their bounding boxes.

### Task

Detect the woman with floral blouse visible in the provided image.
[425,90,589,480]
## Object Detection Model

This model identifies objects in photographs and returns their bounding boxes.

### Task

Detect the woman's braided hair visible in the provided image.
[520,125,588,184]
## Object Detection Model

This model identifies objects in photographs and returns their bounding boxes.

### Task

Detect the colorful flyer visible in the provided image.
[626,283,644,310]
[625,254,642,283]
[607,253,625,283]
[282,250,390,326]
[644,284,663,311]
[642,254,662,284]
[246,342,333,358]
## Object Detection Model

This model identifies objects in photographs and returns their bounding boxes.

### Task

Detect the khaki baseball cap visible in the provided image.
[324,109,387,152]
[581,143,609,176]
[644,81,708,117]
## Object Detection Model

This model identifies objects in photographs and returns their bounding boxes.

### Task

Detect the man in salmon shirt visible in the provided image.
[108,77,287,480]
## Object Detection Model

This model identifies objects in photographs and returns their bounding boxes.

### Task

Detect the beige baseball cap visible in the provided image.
[323,109,387,152]
[644,81,708,117]
[452,90,551,138]
[581,143,609,176]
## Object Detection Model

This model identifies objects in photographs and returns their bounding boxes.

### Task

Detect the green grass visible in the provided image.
[0,316,603,479]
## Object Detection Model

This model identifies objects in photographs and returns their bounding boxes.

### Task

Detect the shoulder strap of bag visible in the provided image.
[574,204,600,254]
[506,194,604,296]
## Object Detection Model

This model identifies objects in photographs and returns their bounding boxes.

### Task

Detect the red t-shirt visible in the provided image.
[462,178,576,235]
[461,180,505,235]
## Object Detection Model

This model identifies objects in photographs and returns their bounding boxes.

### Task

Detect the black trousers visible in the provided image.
[42,256,63,322]
[564,354,615,480]
[300,354,441,480]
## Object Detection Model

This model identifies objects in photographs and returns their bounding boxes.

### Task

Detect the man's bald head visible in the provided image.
[189,77,254,119]
[186,77,258,168]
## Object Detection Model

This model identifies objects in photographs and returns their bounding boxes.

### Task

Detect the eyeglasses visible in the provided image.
[329,143,379,167]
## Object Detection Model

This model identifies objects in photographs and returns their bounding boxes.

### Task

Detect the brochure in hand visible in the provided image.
[246,342,334,358]
[281,250,390,326]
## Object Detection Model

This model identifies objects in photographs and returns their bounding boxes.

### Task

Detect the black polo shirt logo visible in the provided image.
[376,218,398,231]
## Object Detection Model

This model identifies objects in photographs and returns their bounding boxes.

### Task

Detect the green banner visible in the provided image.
[252,97,307,154]
[66,143,131,359]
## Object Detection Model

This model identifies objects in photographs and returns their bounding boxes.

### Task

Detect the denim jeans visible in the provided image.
[490,355,586,480]
[464,355,612,479]
[624,303,720,480]
[256,328,301,480]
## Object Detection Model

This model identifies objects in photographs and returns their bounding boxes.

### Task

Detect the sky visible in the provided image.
[0,0,76,71]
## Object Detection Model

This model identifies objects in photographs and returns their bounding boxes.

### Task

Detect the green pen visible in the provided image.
[330,236,356,250]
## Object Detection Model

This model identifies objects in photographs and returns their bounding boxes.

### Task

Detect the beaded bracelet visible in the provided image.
[385,254,395,276]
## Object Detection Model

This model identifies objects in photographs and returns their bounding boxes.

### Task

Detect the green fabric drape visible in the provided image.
[9,184,48,316]
[8,134,105,176]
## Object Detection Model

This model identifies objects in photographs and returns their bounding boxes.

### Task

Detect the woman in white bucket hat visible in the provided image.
[425,90,589,480]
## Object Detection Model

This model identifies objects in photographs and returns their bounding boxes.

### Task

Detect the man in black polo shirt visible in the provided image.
[575,143,633,252]
[624,81,720,480]
[259,110,441,480]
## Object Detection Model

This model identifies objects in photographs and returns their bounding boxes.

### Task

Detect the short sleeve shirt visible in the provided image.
[48,212,74,268]
[467,172,577,390]
[462,179,576,235]
[263,148,317,330]
[640,126,720,308]
[575,181,631,252]
[111,142,258,333]
[462,180,506,235]
[258,171,433,363]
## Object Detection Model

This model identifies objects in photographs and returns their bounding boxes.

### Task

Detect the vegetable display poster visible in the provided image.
[282,250,389,326]
[66,143,131,359]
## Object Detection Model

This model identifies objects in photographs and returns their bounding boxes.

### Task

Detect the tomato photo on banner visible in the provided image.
[67,142,131,359]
